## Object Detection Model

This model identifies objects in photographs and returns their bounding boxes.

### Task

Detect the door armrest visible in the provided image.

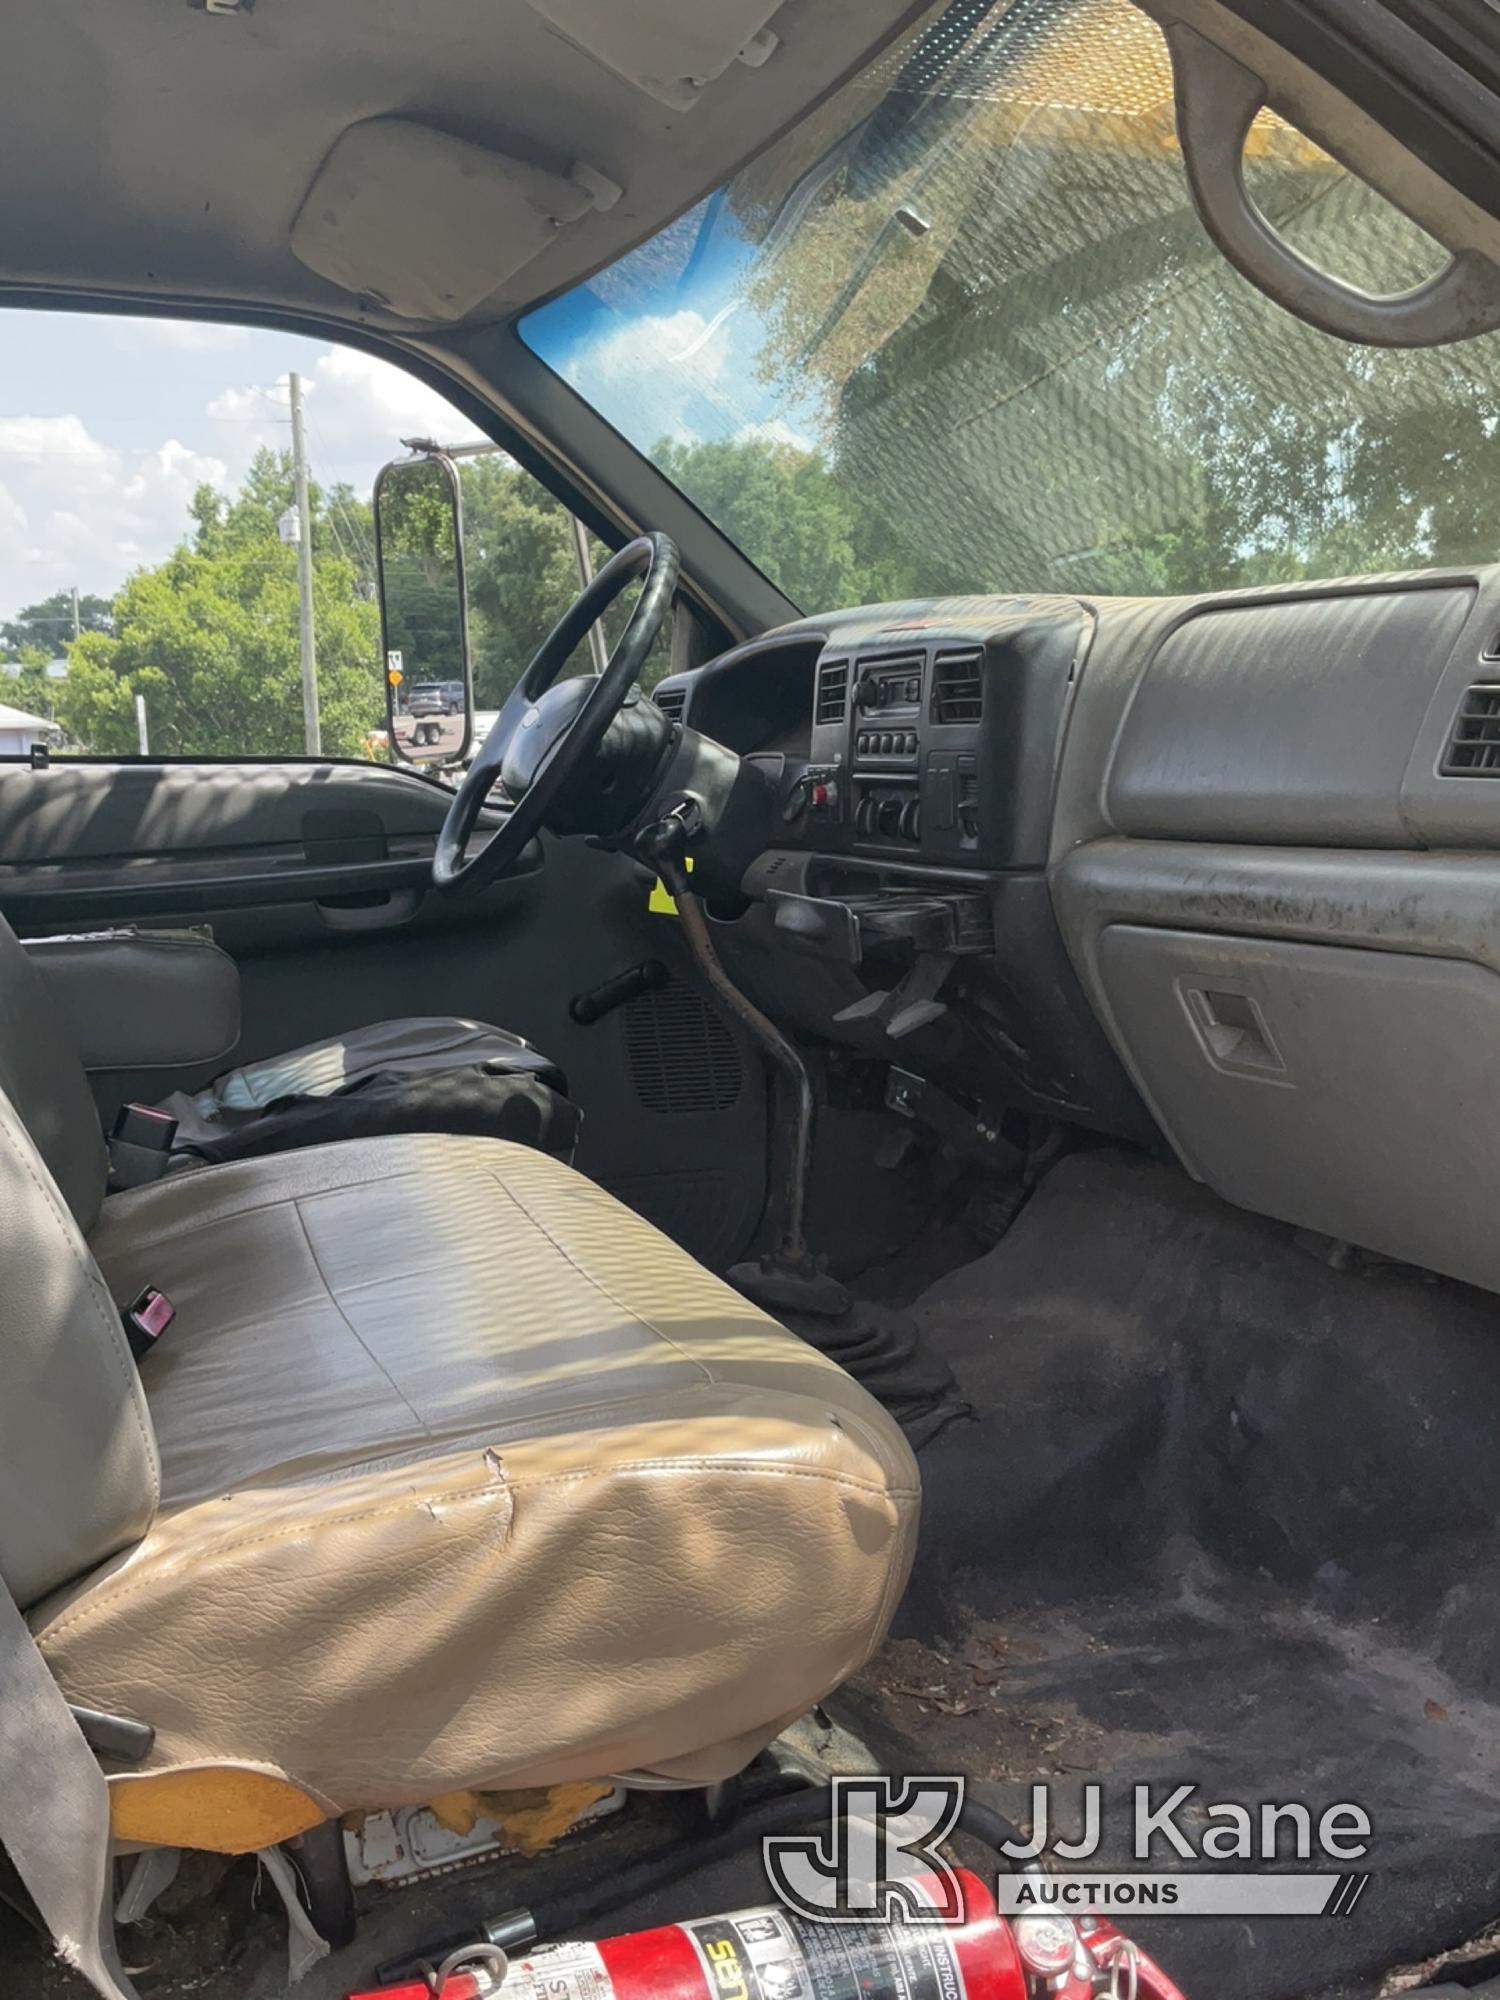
[26,930,241,1071]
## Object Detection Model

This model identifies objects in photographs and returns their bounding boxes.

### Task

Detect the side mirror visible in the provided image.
[374,451,473,768]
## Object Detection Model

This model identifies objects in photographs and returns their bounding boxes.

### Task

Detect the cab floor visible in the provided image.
[873,1147,1500,2000]
[9,1150,1500,2000]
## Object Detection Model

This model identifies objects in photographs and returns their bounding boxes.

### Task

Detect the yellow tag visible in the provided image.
[648,852,692,916]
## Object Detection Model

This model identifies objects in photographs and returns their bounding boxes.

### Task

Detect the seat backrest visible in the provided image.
[0,1074,160,1606]
[0,912,108,1230]
[0,914,157,1607]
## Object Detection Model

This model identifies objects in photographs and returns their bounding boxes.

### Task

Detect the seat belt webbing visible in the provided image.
[0,1576,140,2000]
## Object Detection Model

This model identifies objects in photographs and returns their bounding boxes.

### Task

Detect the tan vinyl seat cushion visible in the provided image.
[32,1134,919,1814]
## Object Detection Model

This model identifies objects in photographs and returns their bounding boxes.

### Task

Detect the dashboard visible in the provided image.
[653,599,1086,870]
[654,564,1500,1305]
[649,597,1151,1142]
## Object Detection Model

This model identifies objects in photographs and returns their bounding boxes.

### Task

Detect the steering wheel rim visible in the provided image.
[434,531,679,894]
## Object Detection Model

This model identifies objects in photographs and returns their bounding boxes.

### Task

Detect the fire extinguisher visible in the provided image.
[347,1867,1188,2000]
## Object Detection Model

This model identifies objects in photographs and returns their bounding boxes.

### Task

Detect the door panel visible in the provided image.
[0,757,539,923]
[0,757,768,1269]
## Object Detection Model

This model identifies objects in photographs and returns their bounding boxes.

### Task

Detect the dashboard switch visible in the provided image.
[926,751,957,831]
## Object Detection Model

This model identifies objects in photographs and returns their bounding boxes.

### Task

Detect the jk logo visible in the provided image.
[763,1775,965,1925]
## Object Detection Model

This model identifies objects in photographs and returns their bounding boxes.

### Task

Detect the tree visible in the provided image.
[1,592,112,662]
[376,457,466,692]
[460,456,595,705]
[54,448,383,758]
[655,435,968,609]
[457,456,671,703]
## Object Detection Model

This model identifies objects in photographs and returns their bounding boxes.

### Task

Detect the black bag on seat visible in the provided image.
[154,1016,580,1168]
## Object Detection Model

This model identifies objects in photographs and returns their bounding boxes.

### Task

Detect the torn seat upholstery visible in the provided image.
[0,913,919,1848]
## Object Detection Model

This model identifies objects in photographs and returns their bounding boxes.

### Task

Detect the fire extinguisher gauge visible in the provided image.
[1012,1910,1079,1980]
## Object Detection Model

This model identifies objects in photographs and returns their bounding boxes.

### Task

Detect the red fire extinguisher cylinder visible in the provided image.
[348,1864,1187,2000]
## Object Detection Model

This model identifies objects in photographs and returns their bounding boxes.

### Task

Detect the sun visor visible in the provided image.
[525,0,782,111]
[291,117,622,321]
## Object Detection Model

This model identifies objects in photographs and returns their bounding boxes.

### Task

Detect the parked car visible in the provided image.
[406,682,453,717]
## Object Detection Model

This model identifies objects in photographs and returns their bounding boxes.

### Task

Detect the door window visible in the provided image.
[0,315,641,761]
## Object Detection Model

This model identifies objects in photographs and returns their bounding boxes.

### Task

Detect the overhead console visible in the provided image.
[794,604,1088,870]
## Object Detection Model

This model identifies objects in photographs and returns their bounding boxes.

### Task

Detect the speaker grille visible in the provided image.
[624,982,743,1114]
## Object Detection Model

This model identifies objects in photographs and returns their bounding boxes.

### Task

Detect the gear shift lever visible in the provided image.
[636,810,850,1317]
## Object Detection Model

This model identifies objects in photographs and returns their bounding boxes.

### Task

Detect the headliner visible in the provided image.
[0,0,926,335]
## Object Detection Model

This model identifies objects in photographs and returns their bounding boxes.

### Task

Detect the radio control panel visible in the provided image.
[800,610,1087,871]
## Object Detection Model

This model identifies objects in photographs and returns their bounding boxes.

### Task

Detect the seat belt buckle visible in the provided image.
[109,1102,178,1189]
[123,1286,175,1362]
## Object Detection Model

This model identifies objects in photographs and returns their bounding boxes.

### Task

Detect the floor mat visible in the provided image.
[780,1301,973,1448]
[856,1148,1500,1999]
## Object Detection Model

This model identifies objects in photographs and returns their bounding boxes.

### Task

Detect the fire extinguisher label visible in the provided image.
[685,1906,966,2000]
[506,1938,613,2000]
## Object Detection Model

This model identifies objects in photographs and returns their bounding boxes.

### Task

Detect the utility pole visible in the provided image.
[70,586,80,642]
[288,372,321,755]
[568,516,609,674]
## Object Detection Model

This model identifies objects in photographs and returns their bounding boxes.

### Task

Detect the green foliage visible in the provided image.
[458,455,670,703]
[460,455,597,705]
[376,458,466,688]
[1,591,112,662]
[54,447,383,758]
[656,435,968,608]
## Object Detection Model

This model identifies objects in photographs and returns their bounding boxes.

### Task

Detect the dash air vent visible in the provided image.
[1442,685,1500,774]
[815,659,850,726]
[932,648,984,726]
[653,685,686,724]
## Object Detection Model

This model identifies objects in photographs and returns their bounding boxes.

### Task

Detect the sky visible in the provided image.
[0,210,814,636]
[523,193,822,467]
[0,310,478,629]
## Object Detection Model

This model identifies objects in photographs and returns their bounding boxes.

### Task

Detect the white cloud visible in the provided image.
[0,340,475,618]
[735,416,817,454]
[554,303,831,464]
[307,346,473,454]
[205,349,476,487]
[564,307,742,447]
[579,308,734,389]
[112,320,251,355]
[0,413,225,613]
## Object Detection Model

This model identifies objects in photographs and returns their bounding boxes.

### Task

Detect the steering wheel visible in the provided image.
[434,532,680,893]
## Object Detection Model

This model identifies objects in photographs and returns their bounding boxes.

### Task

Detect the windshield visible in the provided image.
[521,0,1500,611]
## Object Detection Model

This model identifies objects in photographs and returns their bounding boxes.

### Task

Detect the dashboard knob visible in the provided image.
[899,796,922,841]
[856,792,879,837]
[877,794,905,838]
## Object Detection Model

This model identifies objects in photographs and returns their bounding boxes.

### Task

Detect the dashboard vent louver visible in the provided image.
[652,685,686,723]
[932,648,984,725]
[815,659,850,726]
[1442,685,1500,774]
